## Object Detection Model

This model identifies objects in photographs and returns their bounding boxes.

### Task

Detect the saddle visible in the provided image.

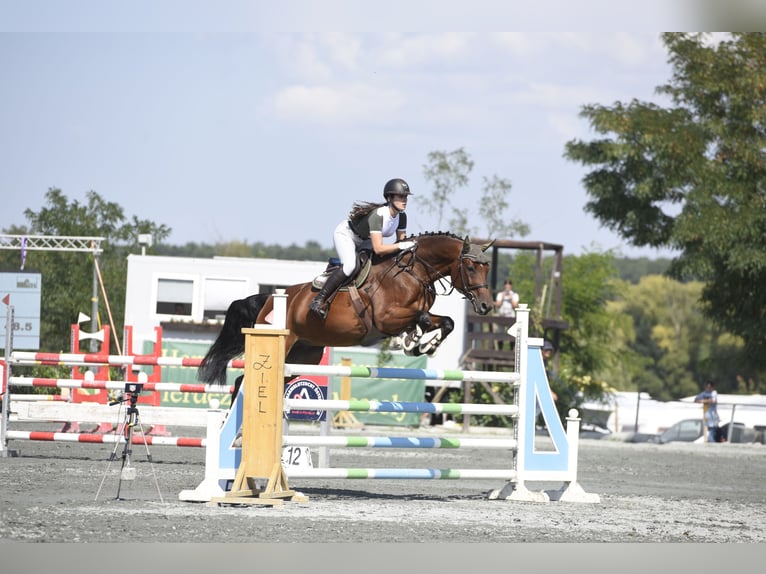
[311,250,372,320]
[311,250,372,291]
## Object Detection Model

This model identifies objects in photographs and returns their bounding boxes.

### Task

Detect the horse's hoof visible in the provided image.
[418,330,442,355]
[401,326,424,353]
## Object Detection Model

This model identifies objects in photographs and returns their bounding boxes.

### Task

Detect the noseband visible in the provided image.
[457,252,489,306]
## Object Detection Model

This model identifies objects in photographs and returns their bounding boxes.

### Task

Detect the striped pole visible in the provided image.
[284,364,520,384]
[5,430,205,447]
[9,377,234,394]
[285,398,518,417]
[9,352,244,369]
[9,394,69,401]
[285,467,517,480]
[10,353,517,385]
[283,435,517,449]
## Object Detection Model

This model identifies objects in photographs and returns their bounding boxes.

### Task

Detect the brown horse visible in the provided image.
[197,232,494,386]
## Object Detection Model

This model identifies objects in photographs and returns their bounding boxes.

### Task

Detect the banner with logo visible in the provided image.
[328,349,426,427]
[154,339,329,413]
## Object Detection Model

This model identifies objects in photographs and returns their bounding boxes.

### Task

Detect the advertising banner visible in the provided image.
[328,349,426,427]
[0,272,41,350]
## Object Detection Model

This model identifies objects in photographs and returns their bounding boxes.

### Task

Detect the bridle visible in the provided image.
[456,251,490,308]
[394,241,489,308]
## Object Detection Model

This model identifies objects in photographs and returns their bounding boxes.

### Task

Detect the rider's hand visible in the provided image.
[398,240,416,251]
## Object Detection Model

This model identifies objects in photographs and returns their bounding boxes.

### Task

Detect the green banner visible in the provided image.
[328,349,426,427]
[144,339,235,409]
[144,339,425,421]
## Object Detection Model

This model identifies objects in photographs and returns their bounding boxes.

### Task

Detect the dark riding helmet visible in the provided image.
[383,178,413,200]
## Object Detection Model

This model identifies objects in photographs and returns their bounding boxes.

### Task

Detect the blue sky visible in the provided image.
[1,3,712,259]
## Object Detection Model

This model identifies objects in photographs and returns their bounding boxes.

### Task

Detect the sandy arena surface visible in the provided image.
[1,421,765,543]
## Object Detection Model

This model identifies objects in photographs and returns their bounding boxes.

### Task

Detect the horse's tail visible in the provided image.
[197,293,268,386]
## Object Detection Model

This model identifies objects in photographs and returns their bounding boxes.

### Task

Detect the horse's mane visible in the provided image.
[407,231,466,242]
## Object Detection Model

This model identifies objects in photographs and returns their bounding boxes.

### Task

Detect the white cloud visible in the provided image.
[273,83,405,124]
[511,81,606,109]
[377,33,473,68]
[272,34,334,83]
[320,33,363,70]
[490,32,535,56]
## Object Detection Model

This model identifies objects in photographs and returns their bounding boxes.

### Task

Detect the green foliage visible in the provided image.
[612,257,672,284]
[421,147,473,230]
[477,175,530,239]
[158,239,335,263]
[561,252,617,376]
[466,250,624,425]
[550,251,623,414]
[609,274,765,399]
[0,188,171,354]
[564,32,766,370]
[420,147,530,239]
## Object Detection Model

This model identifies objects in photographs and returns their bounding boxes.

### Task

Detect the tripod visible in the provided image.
[95,385,164,503]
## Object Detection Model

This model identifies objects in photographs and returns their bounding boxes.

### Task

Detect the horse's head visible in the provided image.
[453,236,494,315]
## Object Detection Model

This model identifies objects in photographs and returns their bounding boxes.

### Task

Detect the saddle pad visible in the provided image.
[312,257,371,290]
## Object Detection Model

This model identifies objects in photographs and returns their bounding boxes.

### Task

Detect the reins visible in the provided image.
[355,235,489,324]
[394,239,489,306]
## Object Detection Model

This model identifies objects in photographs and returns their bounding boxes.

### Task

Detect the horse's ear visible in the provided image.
[481,239,496,252]
[462,236,471,254]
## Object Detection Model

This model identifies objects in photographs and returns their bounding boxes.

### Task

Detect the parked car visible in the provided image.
[651,419,752,444]
[654,418,704,444]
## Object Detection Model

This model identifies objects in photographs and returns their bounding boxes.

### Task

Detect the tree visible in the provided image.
[609,274,763,399]
[420,147,530,239]
[0,188,171,353]
[564,33,766,369]
[420,147,473,231]
[478,175,530,239]
[502,249,623,421]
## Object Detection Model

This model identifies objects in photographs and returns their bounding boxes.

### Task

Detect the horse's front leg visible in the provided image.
[401,312,454,356]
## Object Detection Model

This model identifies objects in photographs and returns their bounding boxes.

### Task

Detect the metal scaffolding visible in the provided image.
[0,234,106,349]
[0,234,104,254]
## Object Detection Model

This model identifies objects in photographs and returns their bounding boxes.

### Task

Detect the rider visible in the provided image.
[309,177,417,320]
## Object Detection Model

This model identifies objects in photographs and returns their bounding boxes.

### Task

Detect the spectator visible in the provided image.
[493,279,519,350]
[694,380,721,443]
[494,278,519,320]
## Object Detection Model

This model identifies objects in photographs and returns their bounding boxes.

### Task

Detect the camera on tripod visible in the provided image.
[109,382,144,406]
[125,382,144,395]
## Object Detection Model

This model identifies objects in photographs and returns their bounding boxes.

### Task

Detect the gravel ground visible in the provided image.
[1,421,765,543]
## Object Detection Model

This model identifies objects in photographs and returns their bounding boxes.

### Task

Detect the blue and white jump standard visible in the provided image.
[178,299,600,504]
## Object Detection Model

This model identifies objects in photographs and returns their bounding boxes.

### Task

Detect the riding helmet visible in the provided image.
[383,178,413,200]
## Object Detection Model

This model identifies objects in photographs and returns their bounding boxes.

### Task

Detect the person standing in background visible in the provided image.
[493,279,519,350]
[695,380,721,443]
[495,278,519,320]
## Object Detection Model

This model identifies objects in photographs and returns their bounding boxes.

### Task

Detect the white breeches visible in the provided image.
[333,220,365,276]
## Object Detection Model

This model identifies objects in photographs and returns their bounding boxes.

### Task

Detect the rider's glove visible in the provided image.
[398,240,416,251]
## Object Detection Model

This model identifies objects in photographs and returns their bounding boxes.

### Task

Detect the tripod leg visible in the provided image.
[115,413,137,500]
[95,407,130,501]
[133,414,165,504]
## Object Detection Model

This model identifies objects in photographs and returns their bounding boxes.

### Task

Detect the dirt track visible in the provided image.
[1,421,765,543]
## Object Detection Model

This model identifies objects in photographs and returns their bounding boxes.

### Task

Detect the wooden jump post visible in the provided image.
[332,357,363,429]
[208,290,307,507]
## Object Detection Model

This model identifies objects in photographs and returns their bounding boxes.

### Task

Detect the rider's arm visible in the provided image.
[370,231,402,256]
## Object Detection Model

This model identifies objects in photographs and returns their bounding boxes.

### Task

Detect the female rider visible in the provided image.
[309,178,417,320]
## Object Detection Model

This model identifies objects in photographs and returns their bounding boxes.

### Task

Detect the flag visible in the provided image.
[20,236,27,270]
[2,294,9,306]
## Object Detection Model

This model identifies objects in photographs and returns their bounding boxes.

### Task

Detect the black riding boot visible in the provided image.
[309,268,348,320]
